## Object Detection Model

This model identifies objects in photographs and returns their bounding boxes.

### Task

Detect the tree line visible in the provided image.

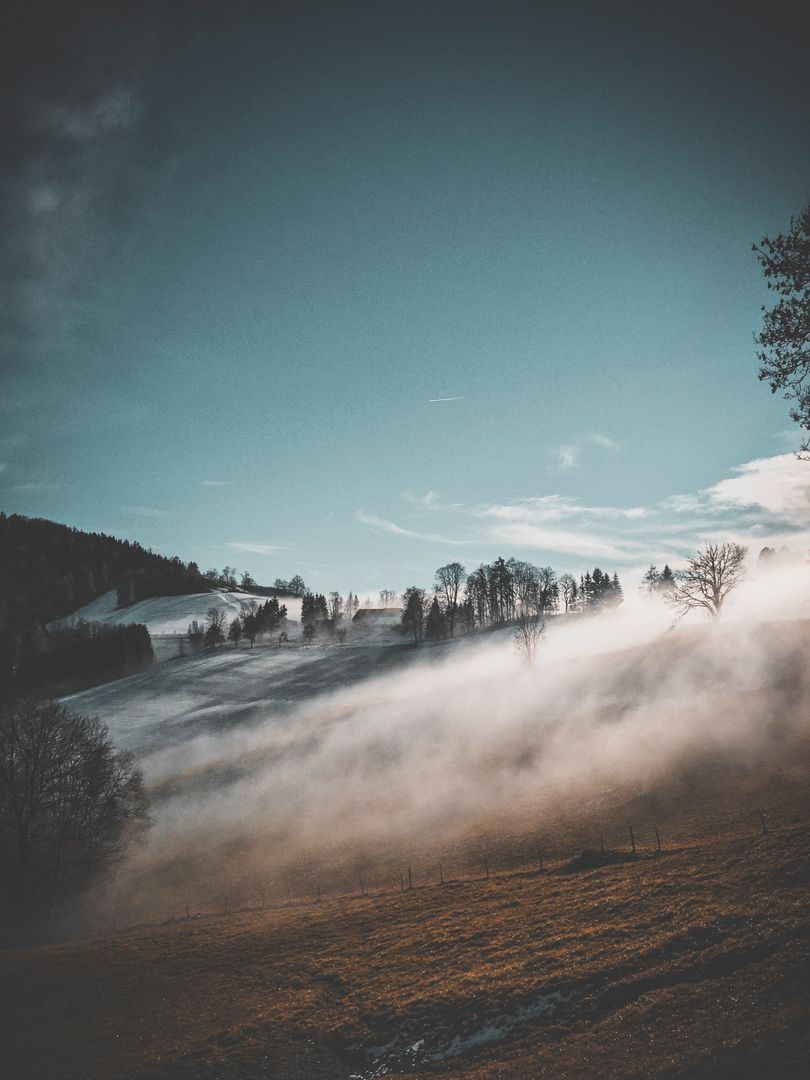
[188,597,288,650]
[0,620,153,700]
[189,590,366,649]
[401,559,624,643]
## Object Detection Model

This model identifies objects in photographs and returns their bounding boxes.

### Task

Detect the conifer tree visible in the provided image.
[659,565,675,593]
[425,597,447,641]
[401,586,427,643]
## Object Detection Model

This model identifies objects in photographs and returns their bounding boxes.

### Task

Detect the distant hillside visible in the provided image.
[67,588,304,637]
[0,512,208,631]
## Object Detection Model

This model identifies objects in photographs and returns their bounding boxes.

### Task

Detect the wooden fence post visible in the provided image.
[758,808,768,835]
[654,827,661,852]
[439,861,444,885]
[629,825,636,854]
[484,857,489,881]
[408,866,413,890]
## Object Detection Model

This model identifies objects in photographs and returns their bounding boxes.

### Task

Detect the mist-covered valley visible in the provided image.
[59,565,810,921]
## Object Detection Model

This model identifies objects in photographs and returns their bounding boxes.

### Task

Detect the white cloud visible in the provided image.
[226,542,279,556]
[428,397,463,403]
[552,433,620,470]
[590,433,620,450]
[485,522,632,561]
[661,494,704,514]
[555,444,577,469]
[201,480,229,487]
[356,511,466,546]
[478,496,648,524]
[403,490,440,509]
[706,453,810,526]
[362,454,810,573]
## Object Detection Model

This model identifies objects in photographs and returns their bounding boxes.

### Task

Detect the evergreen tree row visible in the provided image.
[0,512,207,631]
[0,620,153,699]
[300,593,330,627]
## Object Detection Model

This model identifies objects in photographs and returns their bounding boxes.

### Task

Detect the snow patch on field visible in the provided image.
[349,988,573,1076]
[63,589,303,634]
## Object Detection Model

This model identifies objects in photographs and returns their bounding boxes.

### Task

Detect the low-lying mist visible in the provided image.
[112,566,810,917]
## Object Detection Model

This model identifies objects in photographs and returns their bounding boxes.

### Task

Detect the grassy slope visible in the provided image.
[3,756,809,1080]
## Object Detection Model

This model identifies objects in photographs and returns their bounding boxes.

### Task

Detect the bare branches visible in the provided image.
[434,562,466,637]
[513,612,545,664]
[666,542,747,621]
[0,699,146,932]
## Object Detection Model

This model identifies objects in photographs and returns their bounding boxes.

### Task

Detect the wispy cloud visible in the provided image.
[661,494,704,514]
[590,433,620,450]
[428,397,463,403]
[478,496,648,524]
[33,87,144,142]
[356,511,467,546]
[226,541,280,556]
[403,490,441,509]
[1,7,182,388]
[552,433,621,470]
[201,480,230,487]
[555,444,577,469]
[485,522,633,561]
[361,455,810,572]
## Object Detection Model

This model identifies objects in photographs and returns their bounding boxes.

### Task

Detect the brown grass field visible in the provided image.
[3,743,810,1080]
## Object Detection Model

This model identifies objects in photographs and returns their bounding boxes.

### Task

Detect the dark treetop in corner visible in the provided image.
[755,199,810,450]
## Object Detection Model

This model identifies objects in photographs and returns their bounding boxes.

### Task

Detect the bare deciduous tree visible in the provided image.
[328,592,343,623]
[667,542,747,621]
[535,566,558,615]
[513,612,545,664]
[434,562,466,637]
[240,600,260,647]
[0,699,146,935]
[508,559,539,616]
[204,606,227,647]
[559,573,575,613]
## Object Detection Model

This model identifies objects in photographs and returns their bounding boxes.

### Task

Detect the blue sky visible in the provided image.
[2,2,809,595]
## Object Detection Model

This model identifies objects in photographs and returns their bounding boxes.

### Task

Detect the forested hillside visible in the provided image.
[0,513,207,631]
